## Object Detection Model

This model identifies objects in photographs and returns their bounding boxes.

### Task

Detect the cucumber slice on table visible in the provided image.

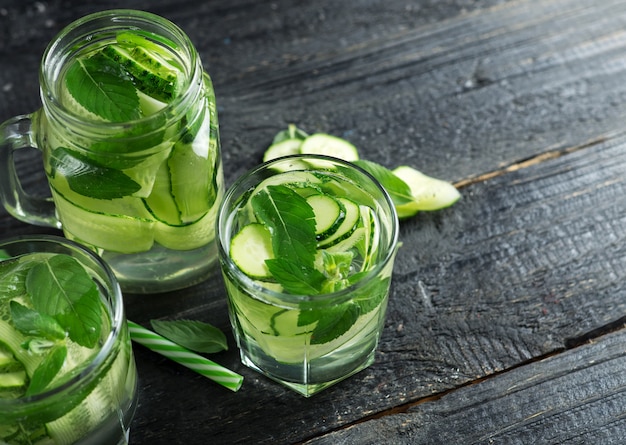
[392,165,461,217]
[299,133,359,166]
[230,223,275,279]
[263,139,302,162]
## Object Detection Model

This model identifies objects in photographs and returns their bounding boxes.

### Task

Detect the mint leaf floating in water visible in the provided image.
[9,300,66,341]
[251,184,318,267]
[50,147,142,200]
[25,344,67,396]
[65,53,141,122]
[150,319,228,354]
[25,254,102,348]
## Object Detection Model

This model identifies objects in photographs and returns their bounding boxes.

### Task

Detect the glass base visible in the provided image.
[102,240,218,294]
[239,344,376,397]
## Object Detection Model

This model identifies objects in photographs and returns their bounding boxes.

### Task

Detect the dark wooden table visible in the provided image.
[3,0,626,443]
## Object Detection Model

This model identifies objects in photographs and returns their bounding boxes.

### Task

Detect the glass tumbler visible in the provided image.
[217,155,399,396]
[0,234,138,444]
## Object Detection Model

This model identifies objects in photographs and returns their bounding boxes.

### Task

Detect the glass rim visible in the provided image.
[0,234,124,408]
[217,154,399,306]
[39,8,201,135]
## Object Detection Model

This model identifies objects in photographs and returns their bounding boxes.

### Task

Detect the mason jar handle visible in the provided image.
[0,114,61,228]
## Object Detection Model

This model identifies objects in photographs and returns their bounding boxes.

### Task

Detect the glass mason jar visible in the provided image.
[0,10,224,293]
[0,235,138,445]
[217,155,399,396]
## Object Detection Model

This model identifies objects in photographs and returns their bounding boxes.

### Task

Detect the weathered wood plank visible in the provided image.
[2,1,626,444]
[303,328,626,444]
[122,129,626,444]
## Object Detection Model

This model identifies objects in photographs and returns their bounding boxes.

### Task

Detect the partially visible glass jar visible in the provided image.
[0,10,224,293]
[0,235,138,444]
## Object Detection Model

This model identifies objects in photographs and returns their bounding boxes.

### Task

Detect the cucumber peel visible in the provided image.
[392,165,461,216]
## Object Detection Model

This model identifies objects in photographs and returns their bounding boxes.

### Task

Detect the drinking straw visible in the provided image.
[127,320,243,392]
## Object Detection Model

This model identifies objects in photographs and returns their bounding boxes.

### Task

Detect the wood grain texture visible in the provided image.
[2,0,626,444]
[304,328,626,445]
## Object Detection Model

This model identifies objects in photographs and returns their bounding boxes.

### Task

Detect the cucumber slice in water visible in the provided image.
[53,189,155,254]
[392,165,461,216]
[306,193,345,241]
[101,44,179,103]
[230,223,275,279]
[318,197,361,247]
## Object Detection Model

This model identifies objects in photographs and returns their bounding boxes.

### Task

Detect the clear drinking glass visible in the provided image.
[217,155,399,396]
[0,10,223,293]
[0,235,138,444]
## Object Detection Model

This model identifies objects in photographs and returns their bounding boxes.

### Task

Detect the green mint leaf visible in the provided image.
[65,53,141,122]
[353,159,414,206]
[251,185,317,267]
[272,124,308,144]
[50,147,142,199]
[150,319,228,354]
[55,287,102,348]
[9,301,65,341]
[25,254,102,348]
[321,250,353,281]
[352,276,390,314]
[303,302,360,345]
[265,258,326,295]
[26,344,67,396]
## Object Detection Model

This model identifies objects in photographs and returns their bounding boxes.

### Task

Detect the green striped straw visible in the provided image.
[127,320,243,392]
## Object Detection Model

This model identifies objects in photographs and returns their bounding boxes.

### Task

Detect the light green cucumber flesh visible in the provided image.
[306,193,345,241]
[299,133,359,164]
[230,223,274,279]
[318,197,361,247]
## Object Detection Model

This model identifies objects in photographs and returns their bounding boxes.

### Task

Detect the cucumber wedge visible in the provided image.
[392,165,461,217]
[230,223,275,279]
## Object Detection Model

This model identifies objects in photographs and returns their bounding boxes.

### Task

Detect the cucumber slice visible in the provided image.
[306,193,345,241]
[230,223,275,279]
[318,197,360,247]
[392,166,461,217]
[168,137,219,224]
[154,194,221,251]
[299,133,359,167]
[52,189,155,254]
[101,44,179,103]
[142,158,182,225]
[263,139,309,172]
[263,139,302,162]
[0,370,27,389]
[252,171,322,198]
